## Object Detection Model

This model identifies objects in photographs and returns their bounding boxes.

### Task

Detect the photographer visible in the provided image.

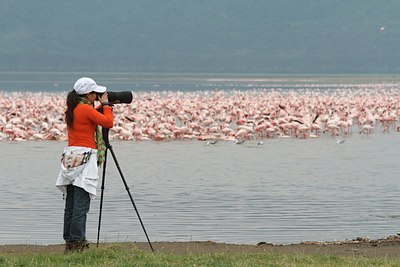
[56,77,113,253]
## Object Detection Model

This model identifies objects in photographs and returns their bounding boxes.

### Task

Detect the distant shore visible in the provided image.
[2,235,400,258]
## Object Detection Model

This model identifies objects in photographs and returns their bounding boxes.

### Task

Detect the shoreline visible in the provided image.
[2,235,400,258]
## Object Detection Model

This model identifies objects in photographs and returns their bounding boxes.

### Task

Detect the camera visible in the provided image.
[97,91,133,104]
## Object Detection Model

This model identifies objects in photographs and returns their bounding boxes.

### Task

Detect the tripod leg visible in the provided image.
[108,145,155,253]
[96,148,108,247]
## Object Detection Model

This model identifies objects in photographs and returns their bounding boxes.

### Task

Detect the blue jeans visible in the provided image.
[63,185,91,242]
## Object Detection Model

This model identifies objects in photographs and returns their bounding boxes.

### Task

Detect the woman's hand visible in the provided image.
[99,92,109,103]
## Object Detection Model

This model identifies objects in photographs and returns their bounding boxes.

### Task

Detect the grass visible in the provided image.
[0,244,399,267]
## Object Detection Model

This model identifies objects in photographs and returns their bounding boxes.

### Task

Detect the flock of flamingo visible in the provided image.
[1,84,400,142]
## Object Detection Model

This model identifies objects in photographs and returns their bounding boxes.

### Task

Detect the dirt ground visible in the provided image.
[1,236,400,259]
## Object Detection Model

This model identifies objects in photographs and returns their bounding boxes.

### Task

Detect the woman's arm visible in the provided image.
[86,105,114,128]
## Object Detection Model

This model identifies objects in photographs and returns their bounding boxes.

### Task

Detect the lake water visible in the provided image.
[1,72,400,245]
[1,71,400,92]
[1,132,399,245]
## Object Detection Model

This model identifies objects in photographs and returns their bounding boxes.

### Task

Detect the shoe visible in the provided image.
[65,240,90,253]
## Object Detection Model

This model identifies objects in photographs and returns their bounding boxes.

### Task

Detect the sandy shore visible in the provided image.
[2,236,400,258]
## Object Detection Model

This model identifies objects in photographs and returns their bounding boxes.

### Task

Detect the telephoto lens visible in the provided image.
[108,91,133,104]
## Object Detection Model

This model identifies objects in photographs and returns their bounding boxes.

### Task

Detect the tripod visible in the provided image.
[96,128,155,253]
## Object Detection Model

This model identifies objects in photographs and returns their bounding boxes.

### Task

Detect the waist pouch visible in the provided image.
[61,151,92,169]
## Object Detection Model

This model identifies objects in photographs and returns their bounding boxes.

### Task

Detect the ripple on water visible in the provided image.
[0,135,400,245]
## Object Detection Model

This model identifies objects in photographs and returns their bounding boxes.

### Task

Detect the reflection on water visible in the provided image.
[0,133,400,245]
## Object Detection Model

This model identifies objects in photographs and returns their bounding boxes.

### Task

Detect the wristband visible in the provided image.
[102,102,114,107]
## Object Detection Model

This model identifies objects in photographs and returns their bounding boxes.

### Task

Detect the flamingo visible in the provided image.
[1,87,400,142]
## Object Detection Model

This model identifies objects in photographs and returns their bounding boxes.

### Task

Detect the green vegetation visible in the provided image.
[0,1,400,74]
[0,245,399,267]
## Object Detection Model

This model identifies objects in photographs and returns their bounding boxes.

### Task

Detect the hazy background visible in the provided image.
[0,0,399,74]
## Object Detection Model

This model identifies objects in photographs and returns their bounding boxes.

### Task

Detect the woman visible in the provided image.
[56,77,114,252]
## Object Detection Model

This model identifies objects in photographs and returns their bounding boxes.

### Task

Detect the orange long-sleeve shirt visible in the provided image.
[68,103,114,149]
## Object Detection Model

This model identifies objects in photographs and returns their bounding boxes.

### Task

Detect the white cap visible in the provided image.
[73,77,107,95]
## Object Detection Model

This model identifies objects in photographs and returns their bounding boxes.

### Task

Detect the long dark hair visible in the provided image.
[65,90,80,128]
